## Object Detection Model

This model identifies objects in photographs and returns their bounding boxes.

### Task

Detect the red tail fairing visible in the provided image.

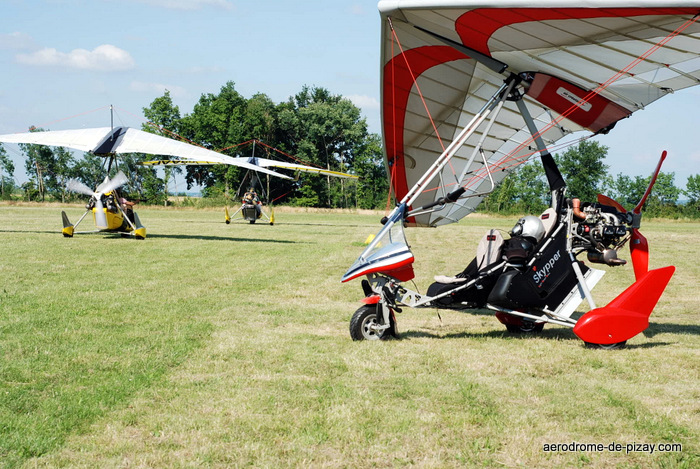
[573,266,675,344]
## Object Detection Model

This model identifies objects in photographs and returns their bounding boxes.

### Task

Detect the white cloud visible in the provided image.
[0,32,37,51]
[130,81,187,98]
[347,94,380,111]
[16,44,135,71]
[135,0,233,10]
[350,4,366,16]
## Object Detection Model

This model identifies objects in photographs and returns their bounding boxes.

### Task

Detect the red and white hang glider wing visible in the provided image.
[379,0,700,226]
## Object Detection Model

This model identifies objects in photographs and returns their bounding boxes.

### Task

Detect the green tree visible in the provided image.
[639,172,680,216]
[278,86,367,207]
[482,160,547,214]
[53,147,75,203]
[608,171,680,216]
[115,153,166,205]
[21,129,53,201]
[20,128,76,202]
[72,152,107,191]
[685,174,700,204]
[179,81,247,195]
[143,90,182,204]
[554,140,609,201]
[243,93,276,143]
[0,145,15,199]
[352,133,388,209]
[684,174,700,216]
[482,172,518,213]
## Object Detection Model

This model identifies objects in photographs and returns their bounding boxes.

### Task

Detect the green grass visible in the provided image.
[0,203,698,468]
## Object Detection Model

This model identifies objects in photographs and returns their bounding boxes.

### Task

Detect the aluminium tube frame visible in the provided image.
[401,75,519,209]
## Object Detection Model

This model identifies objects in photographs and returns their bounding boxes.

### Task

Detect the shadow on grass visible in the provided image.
[399,326,672,349]
[277,221,381,228]
[0,229,62,235]
[400,327,576,342]
[0,228,311,243]
[643,322,700,337]
[147,233,303,243]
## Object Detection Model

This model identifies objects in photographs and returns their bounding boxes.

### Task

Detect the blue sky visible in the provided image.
[1,0,698,190]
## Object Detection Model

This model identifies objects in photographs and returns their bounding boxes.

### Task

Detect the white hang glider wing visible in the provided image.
[138,138,359,179]
[0,126,292,180]
[139,155,358,179]
[378,0,700,227]
[236,156,358,179]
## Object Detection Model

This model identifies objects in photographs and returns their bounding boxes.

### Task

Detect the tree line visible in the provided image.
[481,140,700,218]
[0,82,698,218]
[0,82,388,210]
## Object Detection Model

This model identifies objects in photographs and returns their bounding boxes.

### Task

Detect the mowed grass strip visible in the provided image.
[0,204,698,468]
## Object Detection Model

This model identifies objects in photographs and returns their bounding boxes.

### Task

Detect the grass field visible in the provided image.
[0,203,698,468]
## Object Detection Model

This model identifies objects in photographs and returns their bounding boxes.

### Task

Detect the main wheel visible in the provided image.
[505,320,544,333]
[585,341,627,350]
[349,304,396,341]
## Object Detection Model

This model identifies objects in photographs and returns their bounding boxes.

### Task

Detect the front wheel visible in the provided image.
[349,304,397,341]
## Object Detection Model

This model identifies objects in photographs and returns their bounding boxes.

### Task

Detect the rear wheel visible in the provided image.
[585,341,627,350]
[349,305,396,341]
[505,320,544,333]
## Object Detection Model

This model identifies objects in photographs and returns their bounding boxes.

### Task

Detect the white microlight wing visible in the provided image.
[0,127,292,180]
[239,157,359,179]
[0,127,114,152]
[114,129,292,180]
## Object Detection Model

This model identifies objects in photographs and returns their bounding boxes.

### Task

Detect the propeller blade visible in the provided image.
[66,179,96,197]
[630,228,649,281]
[597,193,627,213]
[95,171,128,195]
[95,175,111,194]
[94,197,108,229]
[101,171,128,194]
[633,150,667,214]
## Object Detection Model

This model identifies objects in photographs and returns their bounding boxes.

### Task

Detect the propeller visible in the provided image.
[66,179,96,197]
[597,151,667,281]
[66,171,128,229]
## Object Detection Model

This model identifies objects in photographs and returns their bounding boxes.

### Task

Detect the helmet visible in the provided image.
[511,215,545,243]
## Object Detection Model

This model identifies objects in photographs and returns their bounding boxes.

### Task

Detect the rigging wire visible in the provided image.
[25,105,112,133]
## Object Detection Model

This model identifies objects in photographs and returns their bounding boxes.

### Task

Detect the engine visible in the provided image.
[570,201,631,266]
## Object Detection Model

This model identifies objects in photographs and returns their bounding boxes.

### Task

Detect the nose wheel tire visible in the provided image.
[349,305,397,341]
